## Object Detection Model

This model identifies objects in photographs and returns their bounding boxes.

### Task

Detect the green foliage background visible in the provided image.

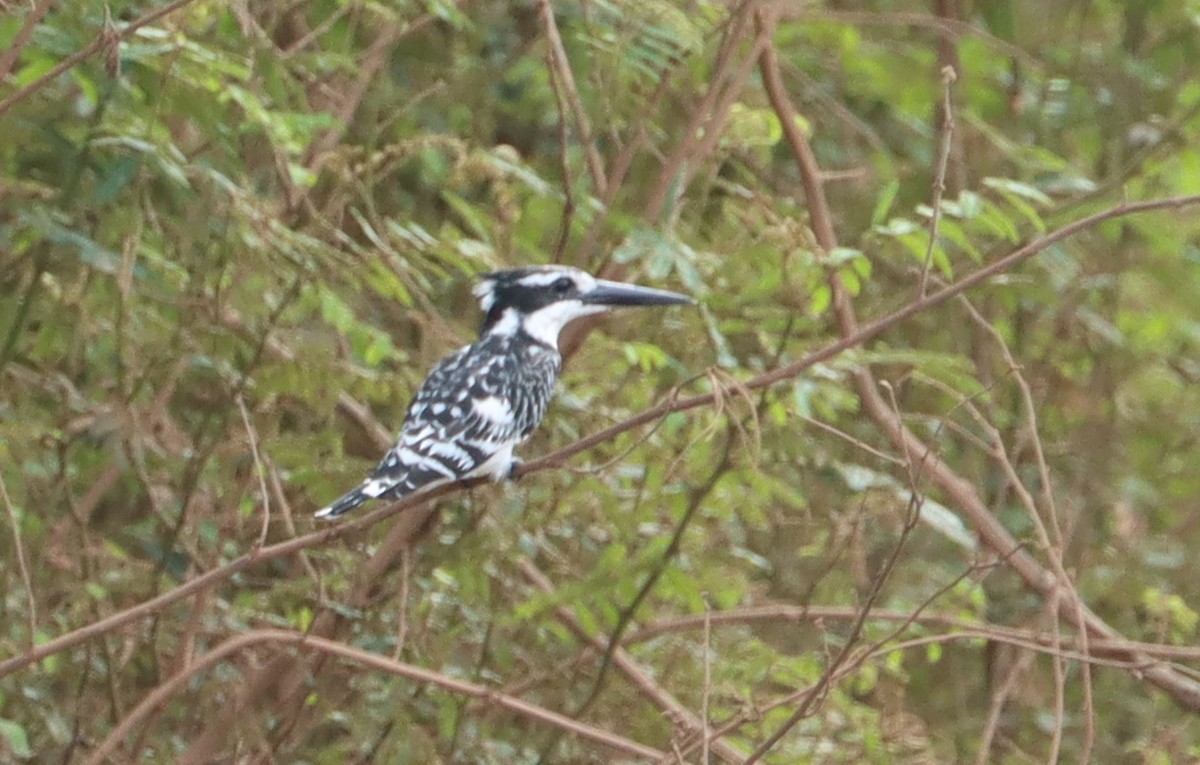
[2,1,1200,762]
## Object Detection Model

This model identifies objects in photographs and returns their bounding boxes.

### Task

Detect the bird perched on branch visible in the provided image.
[315,265,692,519]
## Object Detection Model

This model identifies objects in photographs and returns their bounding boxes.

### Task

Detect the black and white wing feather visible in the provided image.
[315,334,560,518]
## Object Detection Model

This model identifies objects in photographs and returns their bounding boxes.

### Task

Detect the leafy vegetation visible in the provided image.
[3,1,1200,762]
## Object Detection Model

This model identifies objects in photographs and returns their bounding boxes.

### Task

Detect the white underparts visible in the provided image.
[466,442,517,481]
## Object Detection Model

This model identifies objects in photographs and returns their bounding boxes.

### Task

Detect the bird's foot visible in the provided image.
[504,457,524,483]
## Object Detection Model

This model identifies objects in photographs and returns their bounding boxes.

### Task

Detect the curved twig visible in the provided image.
[83,628,676,765]
[3,193,1200,683]
[756,7,1200,730]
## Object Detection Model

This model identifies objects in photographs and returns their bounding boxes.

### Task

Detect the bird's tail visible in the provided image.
[314,484,374,520]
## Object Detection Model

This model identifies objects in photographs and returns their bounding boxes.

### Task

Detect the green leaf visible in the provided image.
[982,176,1054,207]
[828,246,863,266]
[441,190,494,241]
[13,55,57,87]
[957,190,983,218]
[0,718,32,759]
[809,284,832,315]
[722,103,783,148]
[19,208,121,274]
[834,463,975,549]
[976,199,1022,242]
[980,0,1016,39]
[926,642,943,664]
[912,496,976,550]
[319,289,356,333]
[875,216,920,237]
[92,154,142,204]
[871,180,900,226]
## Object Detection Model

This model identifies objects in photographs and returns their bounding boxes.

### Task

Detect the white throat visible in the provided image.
[520,300,607,348]
[489,308,521,336]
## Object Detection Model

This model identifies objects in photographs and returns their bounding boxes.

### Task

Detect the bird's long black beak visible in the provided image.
[583,279,693,307]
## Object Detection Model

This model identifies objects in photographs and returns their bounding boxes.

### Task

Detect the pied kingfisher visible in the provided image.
[315,265,692,519]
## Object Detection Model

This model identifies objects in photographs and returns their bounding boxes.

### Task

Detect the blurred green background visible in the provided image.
[2,1,1200,762]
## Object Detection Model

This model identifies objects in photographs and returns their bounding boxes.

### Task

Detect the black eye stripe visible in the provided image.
[553,277,573,292]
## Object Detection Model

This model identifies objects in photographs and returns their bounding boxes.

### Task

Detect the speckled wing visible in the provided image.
[315,335,560,518]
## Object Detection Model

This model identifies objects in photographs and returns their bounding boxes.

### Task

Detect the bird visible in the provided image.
[314,265,692,519]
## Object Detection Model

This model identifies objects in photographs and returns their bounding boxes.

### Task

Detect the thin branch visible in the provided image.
[544,195,1200,487]
[517,559,744,764]
[291,19,407,206]
[800,414,905,465]
[641,0,766,223]
[919,65,957,296]
[236,395,271,548]
[623,605,1200,661]
[951,288,1098,762]
[865,632,1144,672]
[0,505,383,679]
[219,305,392,449]
[977,598,1057,765]
[0,0,55,82]
[685,622,1154,765]
[84,629,677,765]
[267,460,323,593]
[785,8,1039,68]
[1047,588,1067,765]
[741,448,923,763]
[538,0,607,196]
[177,503,444,762]
[280,3,353,56]
[391,552,411,661]
[700,555,1024,759]
[0,0,206,118]
[564,429,734,733]
[0,472,36,647]
[544,31,578,262]
[701,601,712,765]
[299,2,474,163]
[4,194,1200,686]
[755,5,1200,713]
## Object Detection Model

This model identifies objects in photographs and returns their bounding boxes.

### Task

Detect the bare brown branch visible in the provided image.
[4,193,1200,688]
[538,0,608,196]
[0,472,35,648]
[85,629,677,765]
[0,0,54,82]
[756,10,1200,719]
[919,65,958,296]
[236,394,271,548]
[517,559,743,764]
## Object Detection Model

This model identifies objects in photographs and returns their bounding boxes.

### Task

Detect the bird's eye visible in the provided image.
[553,276,574,293]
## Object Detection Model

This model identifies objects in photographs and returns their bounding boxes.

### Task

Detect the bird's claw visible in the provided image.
[505,457,524,483]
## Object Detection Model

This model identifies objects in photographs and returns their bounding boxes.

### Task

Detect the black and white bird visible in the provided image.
[315,265,692,519]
